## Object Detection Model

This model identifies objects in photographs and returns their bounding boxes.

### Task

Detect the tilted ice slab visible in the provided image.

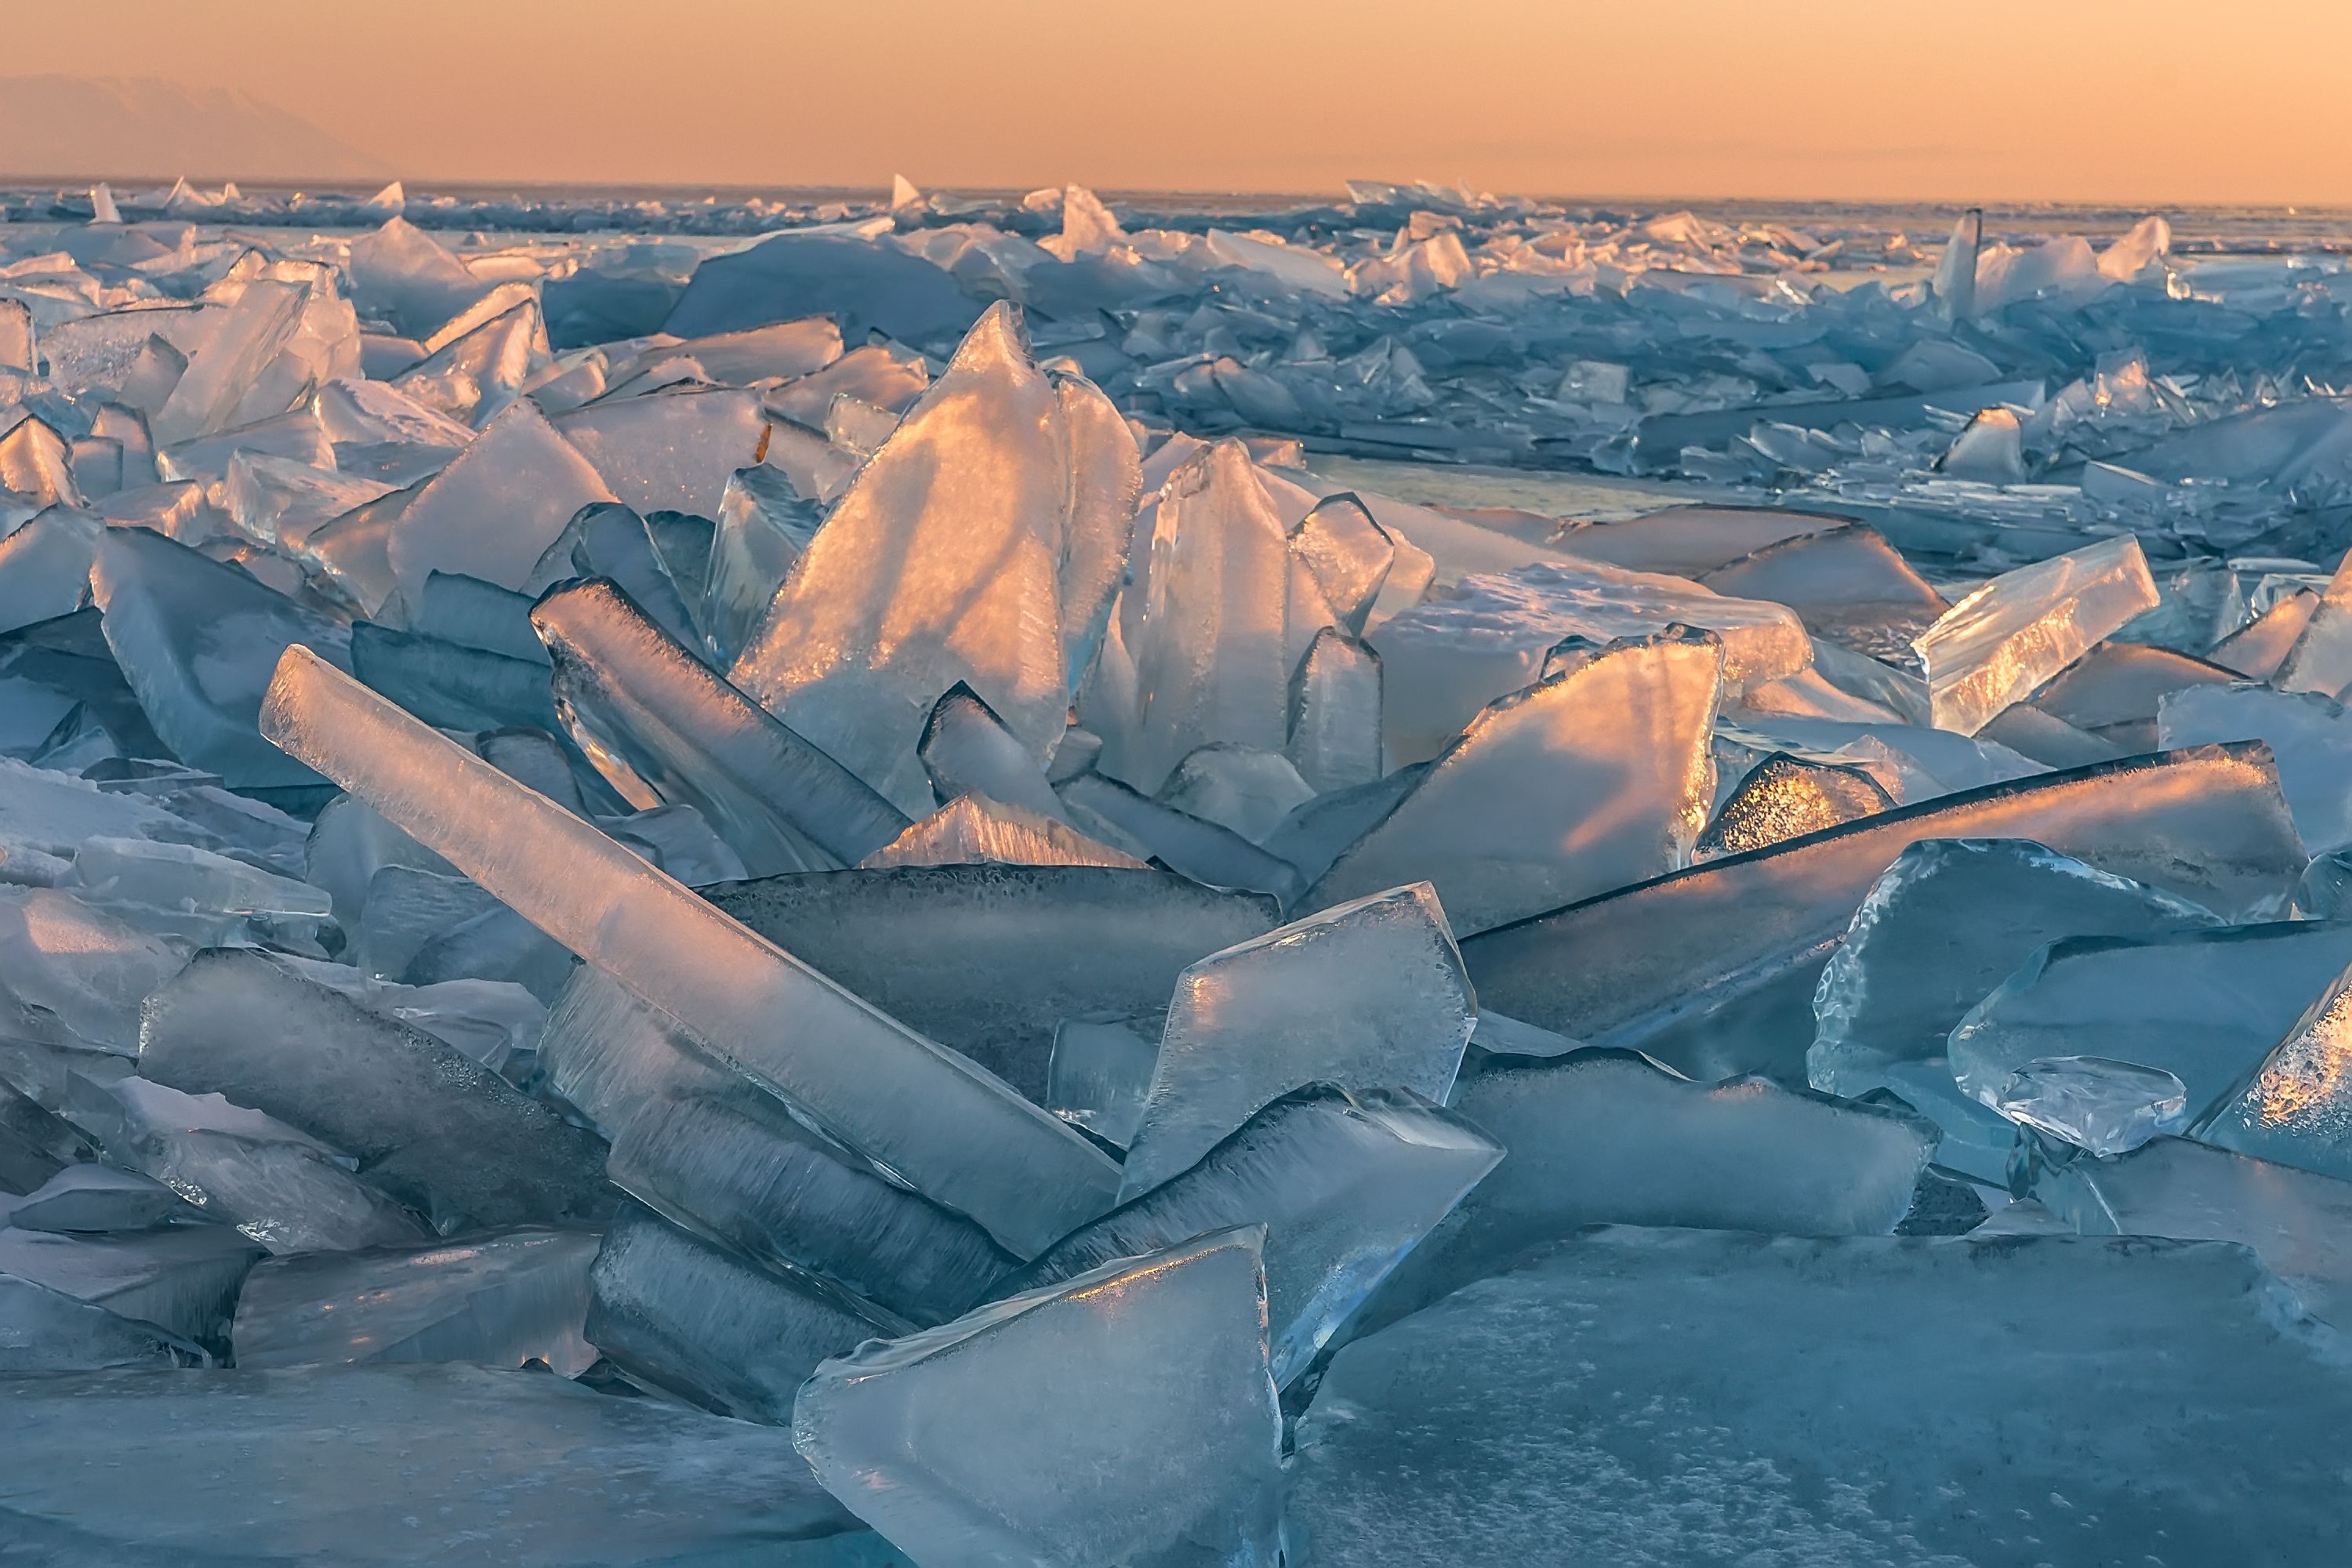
[0,1363,863,1566]
[1356,1049,1934,1339]
[1120,883,1474,1199]
[1003,1085,1501,1385]
[0,1220,263,1348]
[794,1227,1284,1568]
[1287,626,1383,794]
[260,647,1120,1257]
[534,578,909,875]
[384,398,615,600]
[1809,837,2220,1099]
[917,681,1073,823]
[1462,745,2307,1084]
[731,302,1139,816]
[861,793,1146,870]
[2159,681,2352,853]
[1911,534,2159,736]
[140,949,612,1235]
[230,1226,600,1373]
[1290,1230,2352,1568]
[0,1272,202,1375]
[1367,557,1806,765]
[1305,628,1722,935]
[1949,920,2352,1122]
[2193,965,2352,1181]
[0,884,187,1054]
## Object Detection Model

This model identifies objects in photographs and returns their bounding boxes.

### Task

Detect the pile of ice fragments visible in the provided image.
[4,176,2352,1563]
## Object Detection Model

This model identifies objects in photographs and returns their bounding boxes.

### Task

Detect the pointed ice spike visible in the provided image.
[731,302,1140,815]
[586,1203,909,1422]
[891,173,923,210]
[1950,920,2352,1123]
[1697,751,1892,858]
[385,399,615,600]
[89,526,349,789]
[1287,626,1383,793]
[140,949,613,1234]
[1004,1084,1501,1385]
[1120,882,1473,1199]
[529,500,700,644]
[1359,1049,1934,1336]
[2033,1136,2352,1329]
[346,215,488,340]
[700,463,820,664]
[1933,208,1981,320]
[862,794,1147,869]
[260,647,1120,1256]
[1288,492,1395,636]
[230,1227,601,1373]
[1305,627,1722,935]
[533,578,909,875]
[542,967,1013,1324]
[88,183,121,223]
[1463,745,2308,1084]
[919,682,1070,819]
[1809,838,2220,1099]
[793,1226,1284,1568]
[1912,535,2160,735]
[1118,439,1330,793]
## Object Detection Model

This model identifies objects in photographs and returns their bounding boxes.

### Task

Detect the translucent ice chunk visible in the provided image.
[1995,1055,2188,1154]
[0,1218,262,1347]
[1287,493,1395,636]
[151,279,308,445]
[1912,535,2160,735]
[1006,1084,1500,1385]
[1291,1229,2352,1568]
[345,216,492,340]
[555,387,770,519]
[1809,838,2220,1099]
[731,303,1140,815]
[89,526,349,789]
[1305,629,1722,935]
[586,1203,905,1422]
[2034,1136,2352,1329]
[1120,883,1472,1198]
[392,298,548,426]
[699,463,818,664]
[0,1362,860,1563]
[0,885,186,1054]
[1359,1048,1933,1334]
[1287,626,1383,793]
[0,507,99,635]
[542,967,1012,1325]
[230,1226,598,1374]
[793,1227,1284,1568]
[0,1272,201,1374]
[535,578,909,875]
[1044,1014,1158,1146]
[1933,207,1981,319]
[260,647,1117,1257]
[1697,521,1948,661]
[2159,681,2352,852]
[1054,771,1307,905]
[2209,588,2317,681]
[1369,557,1806,765]
[1465,745,2307,1084]
[1157,744,1316,844]
[918,682,1071,822]
[140,949,612,1234]
[2274,546,2352,699]
[386,399,615,599]
[1695,750,1893,858]
[2028,641,2234,751]
[75,1069,430,1254]
[2194,967,2352,1181]
[1950,921,2352,1122]
[1937,406,2027,483]
[862,794,1145,870]
[7,1163,191,1234]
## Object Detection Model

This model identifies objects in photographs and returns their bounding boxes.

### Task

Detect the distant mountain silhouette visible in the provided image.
[0,75,387,182]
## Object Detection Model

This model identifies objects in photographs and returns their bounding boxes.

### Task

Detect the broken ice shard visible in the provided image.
[793,1227,1284,1568]
[2159,681,2352,852]
[1949,920,2352,1122]
[89,525,348,790]
[230,1226,599,1373]
[0,1220,263,1348]
[1696,750,1892,858]
[533,578,909,874]
[0,1363,861,1563]
[1360,1048,1933,1335]
[1809,837,2220,1099]
[1004,1084,1500,1385]
[0,884,187,1054]
[260,647,1119,1257]
[385,398,615,599]
[0,1272,203,1374]
[1994,1055,2189,1154]
[139,948,612,1233]
[1463,745,2306,1084]
[1044,1014,1159,1146]
[863,794,1146,870]
[1305,629,1721,935]
[1290,1229,2352,1567]
[731,302,1139,816]
[1287,626,1383,793]
[1054,771,1306,906]
[918,682,1073,822]
[6,1163,190,1234]
[2194,967,2352,1181]
[585,1203,906,1423]
[1287,493,1394,636]
[1156,746,1315,844]
[699,462,820,664]
[1912,535,2160,735]
[1120,883,1472,1199]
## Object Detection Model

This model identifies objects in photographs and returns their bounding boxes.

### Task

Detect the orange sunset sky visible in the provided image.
[9,0,2350,205]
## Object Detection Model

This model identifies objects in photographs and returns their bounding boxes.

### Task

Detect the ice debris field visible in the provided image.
[5,172,2352,1563]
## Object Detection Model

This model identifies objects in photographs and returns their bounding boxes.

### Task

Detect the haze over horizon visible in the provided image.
[5,1,2351,206]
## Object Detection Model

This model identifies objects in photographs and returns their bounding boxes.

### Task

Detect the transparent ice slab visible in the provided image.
[1463,744,2307,1084]
[1156,744,1316,844]
[1290,1229,2352,1568]
[0,1218,262,1347]
[2194,966,2352,1181]
[0,1271,204,1374]
[917,681,1073,822]
[384,398,615,600]
[260,648,1120,1258]
[1912,535,2160,736]
[1286,626,1383,793]
[231,1226,599,1373]
[1006,1084,1500,1385]
[793,1227,1283,1568]
[1054,771,1307,905]
[2159,681,2352,852]
[1120,882,1472,1199]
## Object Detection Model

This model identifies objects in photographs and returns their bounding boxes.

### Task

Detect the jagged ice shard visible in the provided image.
[793,1227,1284,1568]
[256,646,1120,1256]
[731,302,1140,816]
[1913,535,2161,735]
